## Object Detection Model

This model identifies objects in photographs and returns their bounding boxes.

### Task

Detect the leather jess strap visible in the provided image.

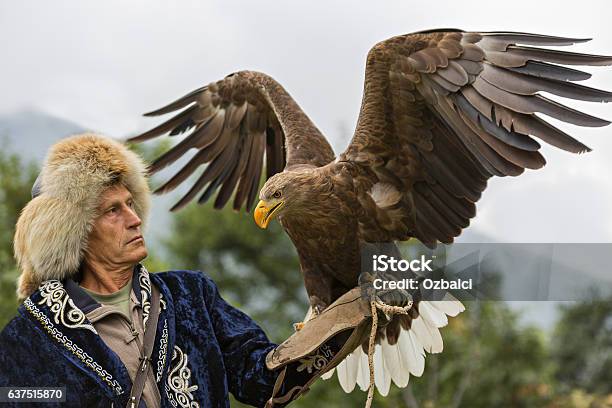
[127,287,161,408]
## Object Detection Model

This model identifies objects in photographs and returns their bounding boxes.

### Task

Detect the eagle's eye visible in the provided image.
[273,190,282,199]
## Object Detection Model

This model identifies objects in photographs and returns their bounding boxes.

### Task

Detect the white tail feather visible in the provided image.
[331,298,465,395]
[403,329,425,376]
[419,301,449,328]
[356,349,370,391]
[411,316,444,353]
[382,336,409,387]
[335,351,358,392]
[373,344,391,396]
[431,293,466,317]
[321,367,335,380]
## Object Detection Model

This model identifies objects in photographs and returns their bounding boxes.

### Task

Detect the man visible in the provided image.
[0,133,373,407]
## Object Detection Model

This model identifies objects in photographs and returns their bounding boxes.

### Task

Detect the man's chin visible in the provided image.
[130,246,148,265]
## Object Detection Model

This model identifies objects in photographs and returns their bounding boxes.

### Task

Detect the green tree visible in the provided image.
[551,295,612,395]
[0,143,39,329]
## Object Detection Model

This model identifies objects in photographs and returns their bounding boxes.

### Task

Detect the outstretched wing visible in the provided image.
[129,70,335,212]
[341,30,612,245]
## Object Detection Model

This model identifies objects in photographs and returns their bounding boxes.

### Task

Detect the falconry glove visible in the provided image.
[264,287,387,407]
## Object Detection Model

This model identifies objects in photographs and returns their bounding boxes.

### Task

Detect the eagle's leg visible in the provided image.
[293,268,337,331]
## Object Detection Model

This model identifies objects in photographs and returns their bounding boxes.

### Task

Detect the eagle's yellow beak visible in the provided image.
[254,200,284,229]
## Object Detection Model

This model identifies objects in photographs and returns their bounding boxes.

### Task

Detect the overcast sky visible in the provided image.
[1,0,611,243]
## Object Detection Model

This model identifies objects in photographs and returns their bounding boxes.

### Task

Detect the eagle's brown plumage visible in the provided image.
[130,71,335,212]
[130,29,612,386]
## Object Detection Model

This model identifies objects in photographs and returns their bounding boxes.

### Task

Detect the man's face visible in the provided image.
[85,184,147,268]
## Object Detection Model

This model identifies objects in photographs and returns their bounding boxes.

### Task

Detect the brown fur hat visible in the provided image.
[13,133,150,300]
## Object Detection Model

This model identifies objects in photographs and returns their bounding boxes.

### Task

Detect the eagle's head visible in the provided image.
[254,169,327,229]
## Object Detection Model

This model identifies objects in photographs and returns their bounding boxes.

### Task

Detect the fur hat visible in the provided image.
[14,133,151,300]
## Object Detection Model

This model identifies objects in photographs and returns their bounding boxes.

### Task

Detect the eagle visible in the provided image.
[130,30,612,396]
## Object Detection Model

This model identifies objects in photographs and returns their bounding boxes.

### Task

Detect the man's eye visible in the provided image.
[108,207,118,214]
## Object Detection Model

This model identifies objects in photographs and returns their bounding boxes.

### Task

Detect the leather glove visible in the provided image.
[264,287,375,407]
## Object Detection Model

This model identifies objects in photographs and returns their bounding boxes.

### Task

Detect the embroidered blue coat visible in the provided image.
[0,266,281,407]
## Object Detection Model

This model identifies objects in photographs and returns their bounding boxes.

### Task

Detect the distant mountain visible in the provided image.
[0,108,87,162]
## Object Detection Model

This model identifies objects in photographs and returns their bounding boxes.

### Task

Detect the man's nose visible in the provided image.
[126,206,142,228]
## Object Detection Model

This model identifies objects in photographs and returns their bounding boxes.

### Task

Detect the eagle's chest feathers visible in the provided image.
[280,187,362,284]
[281,167,360,246]
[281,199,356,246]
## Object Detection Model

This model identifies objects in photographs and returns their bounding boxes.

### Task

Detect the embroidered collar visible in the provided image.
[64,264,144,314]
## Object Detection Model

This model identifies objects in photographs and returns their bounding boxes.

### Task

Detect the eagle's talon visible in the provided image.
[293,322,305,331]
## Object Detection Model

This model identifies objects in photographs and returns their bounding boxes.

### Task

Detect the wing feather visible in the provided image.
[506,61,592,81]
[472,76,610,126]
[130,71,334,211]
[481,64,612,102]
[143,86,207,117]
[130,105,198,142]
[214,132,251,208]
[170,131,238,211]
[234,130,266,211]
[343,30,611,244]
